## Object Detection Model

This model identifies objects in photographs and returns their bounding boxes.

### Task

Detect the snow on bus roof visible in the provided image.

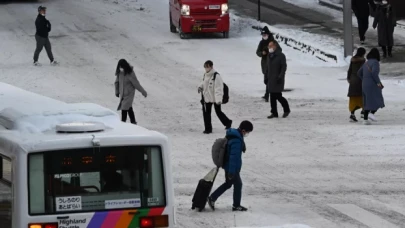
[0,82,158,137]
[0,81,119,133]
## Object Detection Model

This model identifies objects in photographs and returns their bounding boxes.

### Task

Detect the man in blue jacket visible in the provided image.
[208,120,253,211]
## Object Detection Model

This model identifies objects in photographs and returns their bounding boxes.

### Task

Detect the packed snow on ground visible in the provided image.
[1,0,405,227]
[233,225,312,228]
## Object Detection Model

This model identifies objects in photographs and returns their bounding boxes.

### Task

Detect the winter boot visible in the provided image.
[368,113,377,122]
[350,114,358,122]
[382,46,387,58]
[267,114,278,119]
[207,197,215,211]
[232,205,248,211]
[388,46,393,57]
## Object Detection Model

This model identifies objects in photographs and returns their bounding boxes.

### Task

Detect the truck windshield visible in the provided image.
[28,146,166,215]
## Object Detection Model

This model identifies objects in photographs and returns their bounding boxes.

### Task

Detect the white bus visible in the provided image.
[0,82,175,228]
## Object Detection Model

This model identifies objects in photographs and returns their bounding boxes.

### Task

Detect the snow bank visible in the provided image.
[232,225,312,228]
[232,13,347,66]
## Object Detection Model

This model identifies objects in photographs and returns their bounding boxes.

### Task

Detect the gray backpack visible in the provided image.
[212,138,229,168]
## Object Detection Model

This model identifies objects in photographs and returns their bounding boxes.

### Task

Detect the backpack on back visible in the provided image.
[213,72,229,104]
[212,137,228,168]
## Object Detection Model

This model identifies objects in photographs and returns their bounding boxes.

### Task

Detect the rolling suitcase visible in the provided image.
[191,167,219,212]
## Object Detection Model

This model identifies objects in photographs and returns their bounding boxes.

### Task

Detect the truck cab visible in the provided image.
[169,0,230,39]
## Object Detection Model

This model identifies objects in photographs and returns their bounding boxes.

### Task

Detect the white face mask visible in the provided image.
[262,35,268,40]
[243,133,249,138]
[268,48,275,53]
[119,68,124,72]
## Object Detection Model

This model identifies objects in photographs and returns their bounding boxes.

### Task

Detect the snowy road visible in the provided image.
[1,0,405,227]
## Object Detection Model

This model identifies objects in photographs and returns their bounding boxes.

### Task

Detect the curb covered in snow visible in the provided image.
[318,0,405,29]
[251,26,338,63]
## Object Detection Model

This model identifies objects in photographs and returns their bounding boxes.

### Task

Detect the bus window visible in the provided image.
[28,146,166,215]
[0,155,12,228]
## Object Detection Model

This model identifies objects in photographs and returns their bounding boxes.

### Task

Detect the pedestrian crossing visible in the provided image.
[329,204,400,228]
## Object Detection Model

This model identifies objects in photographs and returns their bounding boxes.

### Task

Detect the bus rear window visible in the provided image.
[28,146,166,215]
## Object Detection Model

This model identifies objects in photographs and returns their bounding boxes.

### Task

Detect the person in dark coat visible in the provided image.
[358,48,385,125]
[33,6,58,66]
[352,0,376,44]
[373,1,396,58]
[115,59,147,124]
[347,48,366,122]
[208,120,253,212]
[256,26,275,102]
[266,41,290,119]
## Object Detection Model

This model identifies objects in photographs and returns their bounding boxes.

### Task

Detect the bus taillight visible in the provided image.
[28,223,58,228]
[140,215,169,227]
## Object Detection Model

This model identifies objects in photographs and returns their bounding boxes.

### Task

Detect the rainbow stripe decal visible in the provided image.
[90,207,164,228]
[58,207,165,228]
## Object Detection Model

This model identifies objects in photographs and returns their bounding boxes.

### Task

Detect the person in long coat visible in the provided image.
[266,40,290,119]
[373,1,396,57]
[352,0,376,44]
[256,26,275,102]
[114,59,147,124]
[347,47,366,122]
[357,48,385,125]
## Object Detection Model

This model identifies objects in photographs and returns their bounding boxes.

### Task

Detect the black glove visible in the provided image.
[276,77,282,84]
[264,78,268,85]
[115,93,119,98]
[227,173,234,181]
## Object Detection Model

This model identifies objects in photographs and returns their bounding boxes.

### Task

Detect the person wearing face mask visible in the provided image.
[352,0,376,44]
[33,6,58,66]
[208,120,253,212]
[256,26,275,102]
[266,40,291,119]
[198,60,232,134]
[115,59,147,124]
[373,0,396,58]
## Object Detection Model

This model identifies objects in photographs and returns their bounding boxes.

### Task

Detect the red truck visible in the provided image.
[169,0,230,39]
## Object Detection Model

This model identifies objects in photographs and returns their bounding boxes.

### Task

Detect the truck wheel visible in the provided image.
[223,32,229,39]
[179,21,188,39]
[170,13,177,33]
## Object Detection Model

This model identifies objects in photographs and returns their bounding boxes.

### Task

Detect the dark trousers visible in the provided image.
[364,110,377,120]
[210,172,242,207]
[203,102,231,132]
[270,92,290,116]
[381,46,393,56]
[357,17,369,41]
[33,35,54,62]
[264,76,269,99]
[122,107,136,124]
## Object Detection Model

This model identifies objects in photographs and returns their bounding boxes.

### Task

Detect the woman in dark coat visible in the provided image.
[358,48,385,125]
[256,26,274,102]
[373,1,396,57]
[347,47,366,122]
[114,59,147,124]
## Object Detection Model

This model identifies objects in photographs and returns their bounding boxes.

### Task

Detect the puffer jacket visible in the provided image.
[223,128,245,175]
[198,69,223,104]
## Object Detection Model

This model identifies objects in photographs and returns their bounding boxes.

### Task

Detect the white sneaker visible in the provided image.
[33,62,41,66]
[51,60,59,65]
[368,113,377,121]
[363,119,371,125]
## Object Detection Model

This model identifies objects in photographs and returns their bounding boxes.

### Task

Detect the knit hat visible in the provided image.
[260,26,271,35]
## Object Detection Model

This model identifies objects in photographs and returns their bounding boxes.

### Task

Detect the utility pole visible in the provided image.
[343,0,353,57]
[258,0,261,21]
